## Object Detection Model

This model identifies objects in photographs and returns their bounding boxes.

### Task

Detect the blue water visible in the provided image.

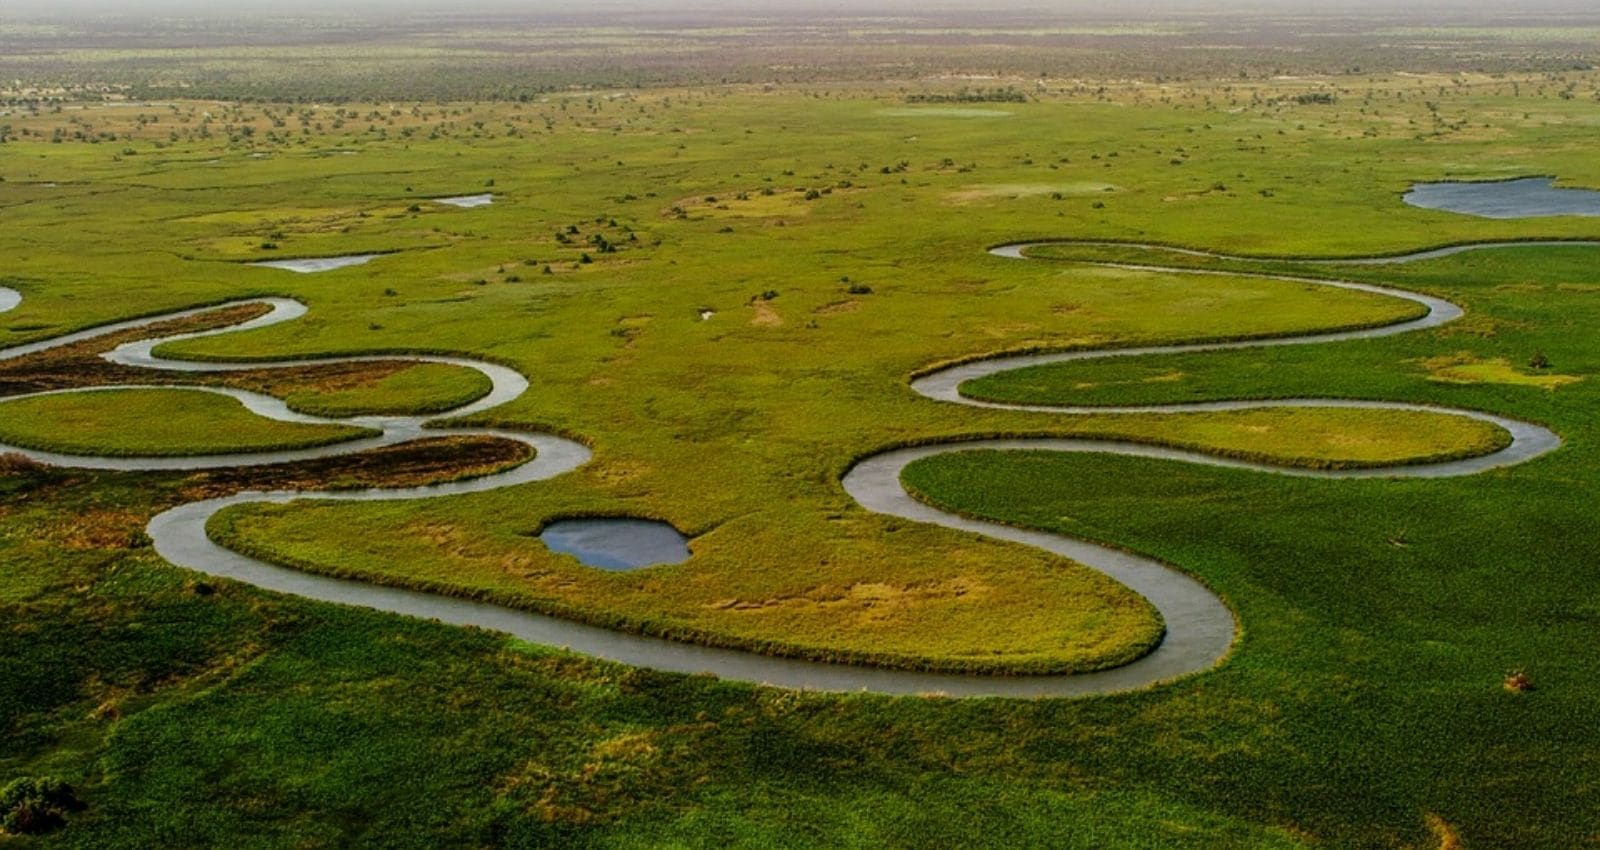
[1404,177,1600,219]
[538,518,690,571]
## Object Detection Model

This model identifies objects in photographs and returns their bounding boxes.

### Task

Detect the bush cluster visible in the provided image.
[1,777,83,835]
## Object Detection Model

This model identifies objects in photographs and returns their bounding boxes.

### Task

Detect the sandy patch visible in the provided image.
[947,182,1117,204]
[749,301,783,327]
[876,108,1013,118]
[814,300,863,315]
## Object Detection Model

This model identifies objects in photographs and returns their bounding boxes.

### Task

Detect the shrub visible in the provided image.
[1529,351,1551,370]
[1,776,83,834]
[0,453,45,476]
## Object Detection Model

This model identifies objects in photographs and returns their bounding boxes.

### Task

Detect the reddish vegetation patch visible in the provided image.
[0,304,273,397]
[57,508,149,551]
[0,452,47,476]
[0,303,428,401]
[0,307,532,552]
[236,359,426,399]
[0,437,531,551]
[180,435,533,499]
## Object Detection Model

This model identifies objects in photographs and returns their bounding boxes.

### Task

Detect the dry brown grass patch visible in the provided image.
[748,301,783,327]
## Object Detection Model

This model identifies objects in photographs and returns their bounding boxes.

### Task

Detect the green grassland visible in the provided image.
[266,361,494,418]
[0,388,375,456]
[205,405,1508,676]
[2,70,1598,847]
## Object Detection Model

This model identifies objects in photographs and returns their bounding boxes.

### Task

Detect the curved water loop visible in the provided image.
[0,238,1572,697]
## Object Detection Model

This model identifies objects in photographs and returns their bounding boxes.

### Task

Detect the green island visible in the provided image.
[269,361,495,418]
[0,388,376,457]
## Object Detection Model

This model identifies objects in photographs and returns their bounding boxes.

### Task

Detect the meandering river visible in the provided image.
[0,238,1576,696]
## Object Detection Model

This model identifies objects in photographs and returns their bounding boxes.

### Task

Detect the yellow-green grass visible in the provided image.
[0,388,375,457]
[207,406,1503,673]
[210,498,1166,675]
[2,83,1564,673]
[268,362,494,417]
[1415,353,1585,390]
[4,76,1600,846]
[1065,407,1512,469]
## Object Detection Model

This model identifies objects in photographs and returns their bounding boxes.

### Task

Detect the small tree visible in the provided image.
[1529,351,1551,370]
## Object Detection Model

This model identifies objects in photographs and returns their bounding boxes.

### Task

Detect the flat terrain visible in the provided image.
[1,59,1598,848]
[0,388,374,456]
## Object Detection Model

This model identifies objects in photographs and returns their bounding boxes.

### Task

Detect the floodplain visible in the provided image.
[1,7,1598,848]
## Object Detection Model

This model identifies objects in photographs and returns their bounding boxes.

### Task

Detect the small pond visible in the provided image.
[538,518,691,571]
[1404,177,1600,219]
[249,254,381,273]
[435,193,495,208]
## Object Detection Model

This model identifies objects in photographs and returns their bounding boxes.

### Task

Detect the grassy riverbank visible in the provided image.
[265,361,494,418]
[0,388,375,457]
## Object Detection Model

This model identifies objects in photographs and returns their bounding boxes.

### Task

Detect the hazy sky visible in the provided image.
[7,0,1599,15]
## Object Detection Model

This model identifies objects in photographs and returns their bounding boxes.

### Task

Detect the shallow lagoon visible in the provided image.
[876,107,1012,118]
[435,193,495,208]
[538,518,691,571]
[1404,177,1600,219]
[249,254,381,273]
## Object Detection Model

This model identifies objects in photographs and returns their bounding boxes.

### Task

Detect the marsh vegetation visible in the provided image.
[0,7,1597,847]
